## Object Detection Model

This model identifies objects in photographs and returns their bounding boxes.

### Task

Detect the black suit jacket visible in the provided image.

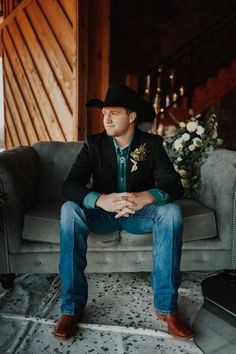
[63,128,184,205]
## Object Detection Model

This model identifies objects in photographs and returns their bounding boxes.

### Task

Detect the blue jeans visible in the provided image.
[59,201,183,315]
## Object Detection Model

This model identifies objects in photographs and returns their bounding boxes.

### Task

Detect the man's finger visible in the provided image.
[115,207,135,219]
[114,209,129,218]
[120,200,136,208]
[119,192,136,197]
[114,200,136,211]
[125,196,137,202]
[115,193,136,201]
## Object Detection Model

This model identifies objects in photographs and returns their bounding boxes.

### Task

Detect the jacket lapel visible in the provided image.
[101,134,117,190]
[126,128,142,191]
[101,128,144,192]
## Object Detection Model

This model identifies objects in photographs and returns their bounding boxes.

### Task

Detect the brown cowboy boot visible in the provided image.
[156,312,193,340]
[54,314,80,339]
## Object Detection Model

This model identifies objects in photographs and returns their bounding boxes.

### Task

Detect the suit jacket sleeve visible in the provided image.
[153,136,184,200]
[62,140,94,205]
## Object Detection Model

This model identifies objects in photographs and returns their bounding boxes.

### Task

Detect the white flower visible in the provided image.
[189,144,195,151]
[176,156,182,162]
[212,130,218,138]
[181,178,190,188]
[182,133,191,141]
[178,169,187,177]
[174,139,183,151]
[188,109,193,115]
[174,164,179,171]
[164,125,177,137]
[193,137,202,146]
[196,114,201,119]
[196,125,205,136]
[179,122,186,128]
[186,121,198,132]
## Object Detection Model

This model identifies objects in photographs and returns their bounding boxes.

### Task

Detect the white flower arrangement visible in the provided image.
[163,112,223,198]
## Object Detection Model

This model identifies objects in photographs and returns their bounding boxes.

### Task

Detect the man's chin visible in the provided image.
[105,129,116,136]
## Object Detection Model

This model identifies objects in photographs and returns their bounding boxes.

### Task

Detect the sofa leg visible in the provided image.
[0,273,16,289]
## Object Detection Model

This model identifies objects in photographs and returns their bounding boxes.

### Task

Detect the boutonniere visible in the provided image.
[130,143,148,172]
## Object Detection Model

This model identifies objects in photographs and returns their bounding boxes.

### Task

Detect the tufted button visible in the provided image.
[202,255,209,261]
[103,259,108,264]
[35,260,42,265]
[136,259,141,263]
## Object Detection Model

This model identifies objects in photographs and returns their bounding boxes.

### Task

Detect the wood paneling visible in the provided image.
[0,0,78,148]
[3,1,22,18]
[78,0,88,139]
[1,0,111,147]
[87,0,110,134]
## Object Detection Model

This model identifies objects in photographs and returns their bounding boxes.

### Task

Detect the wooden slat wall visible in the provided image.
[87,0,110,134]
[3,1,23,18]
[78,0,88,140]
[0,0,79,148]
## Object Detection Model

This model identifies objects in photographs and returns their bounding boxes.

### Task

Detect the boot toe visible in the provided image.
[54,314,80,339]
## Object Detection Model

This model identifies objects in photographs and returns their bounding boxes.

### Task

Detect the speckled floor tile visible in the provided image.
[8,323,203,354]
[0,271,218,354]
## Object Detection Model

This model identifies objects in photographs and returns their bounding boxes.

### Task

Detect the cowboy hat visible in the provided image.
[86,84,156,123]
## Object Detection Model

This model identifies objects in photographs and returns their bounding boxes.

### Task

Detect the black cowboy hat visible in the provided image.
[86,84,156,123]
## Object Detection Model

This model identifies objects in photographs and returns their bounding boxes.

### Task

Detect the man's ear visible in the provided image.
[129,112,137,124]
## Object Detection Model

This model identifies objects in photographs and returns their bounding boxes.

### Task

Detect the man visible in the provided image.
[54,84,193,340]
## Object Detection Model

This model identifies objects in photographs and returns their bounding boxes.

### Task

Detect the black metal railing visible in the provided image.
[139,12,236,116]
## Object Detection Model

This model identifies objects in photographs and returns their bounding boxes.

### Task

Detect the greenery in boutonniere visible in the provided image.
[163,111,223,199]
[130,143,148,172]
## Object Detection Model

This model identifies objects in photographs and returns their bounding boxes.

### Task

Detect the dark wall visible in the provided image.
[110,0,236,150]
[211,88,236,151]
[110,0,236,83]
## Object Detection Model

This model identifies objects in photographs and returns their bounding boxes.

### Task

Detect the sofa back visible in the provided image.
[32,141,84,200]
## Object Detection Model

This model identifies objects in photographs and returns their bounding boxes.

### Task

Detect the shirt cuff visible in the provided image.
[82,191,101,208]
[147,188,170,205]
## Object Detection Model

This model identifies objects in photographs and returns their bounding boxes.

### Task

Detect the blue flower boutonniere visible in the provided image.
[130,142,148,172]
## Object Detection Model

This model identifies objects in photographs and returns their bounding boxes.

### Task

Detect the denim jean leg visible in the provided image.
[59,201,90,315]
[152,203,183,314]
[119,203,183,314]
[59,202,119,315]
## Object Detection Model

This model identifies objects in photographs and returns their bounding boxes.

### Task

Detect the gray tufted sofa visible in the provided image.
[0,142,236,279]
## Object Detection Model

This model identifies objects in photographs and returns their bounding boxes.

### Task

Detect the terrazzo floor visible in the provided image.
[0,271,218,354]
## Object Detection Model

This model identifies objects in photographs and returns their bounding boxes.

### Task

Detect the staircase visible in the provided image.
[139,12,236,125]
[168,58,236,122]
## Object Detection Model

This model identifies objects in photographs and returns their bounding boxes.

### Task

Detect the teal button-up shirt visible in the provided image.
[83,137,170,208]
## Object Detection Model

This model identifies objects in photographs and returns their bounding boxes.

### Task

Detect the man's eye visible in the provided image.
[112,112,119,116]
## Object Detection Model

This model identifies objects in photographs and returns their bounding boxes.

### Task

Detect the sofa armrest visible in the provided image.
[199,149,236,267]
[0,146,39,272]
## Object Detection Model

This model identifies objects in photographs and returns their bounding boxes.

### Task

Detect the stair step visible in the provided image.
[157,58,236,125]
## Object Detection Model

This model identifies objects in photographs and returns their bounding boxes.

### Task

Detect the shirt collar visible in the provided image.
[113,134,134,154]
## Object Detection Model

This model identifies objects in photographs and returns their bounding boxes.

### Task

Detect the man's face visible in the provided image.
[102,107,136,137]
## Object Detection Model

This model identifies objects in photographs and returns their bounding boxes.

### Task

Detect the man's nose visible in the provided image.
[104,113,112,123]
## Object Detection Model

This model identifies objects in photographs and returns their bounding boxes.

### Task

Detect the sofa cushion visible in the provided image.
[22,200,120,248]
[22,199,217,248]
[178,199,217,241]
[32,142,85,201]
[120,199,217,247]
